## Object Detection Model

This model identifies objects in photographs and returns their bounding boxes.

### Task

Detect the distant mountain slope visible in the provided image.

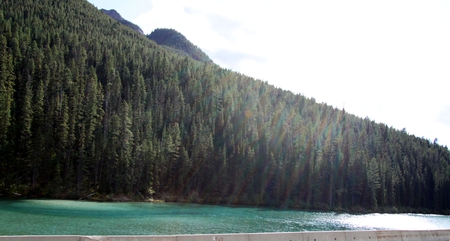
[148,28,212,63]
[100,10,211,63]
[101,9,144,35]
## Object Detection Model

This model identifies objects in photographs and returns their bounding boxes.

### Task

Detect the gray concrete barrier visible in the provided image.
[0,230,449,241]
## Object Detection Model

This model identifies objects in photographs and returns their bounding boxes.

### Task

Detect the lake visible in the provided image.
[1,199,450,235]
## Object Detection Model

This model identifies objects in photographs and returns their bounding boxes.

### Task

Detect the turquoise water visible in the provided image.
[1,199,450,235]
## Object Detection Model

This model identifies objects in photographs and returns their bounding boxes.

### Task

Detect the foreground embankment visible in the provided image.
[1,229,449,241]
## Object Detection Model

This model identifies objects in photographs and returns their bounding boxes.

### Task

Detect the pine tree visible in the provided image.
[0,35,14,146]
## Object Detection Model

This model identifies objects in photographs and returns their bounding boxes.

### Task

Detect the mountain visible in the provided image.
[148,28,212,63]
[100,9,211,63]
[1,0,450,214]
[101,9,144,35]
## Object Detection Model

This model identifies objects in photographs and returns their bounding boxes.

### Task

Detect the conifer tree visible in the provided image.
[0,35,14,146]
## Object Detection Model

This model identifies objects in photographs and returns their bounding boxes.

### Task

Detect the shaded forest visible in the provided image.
[1,0,450,214]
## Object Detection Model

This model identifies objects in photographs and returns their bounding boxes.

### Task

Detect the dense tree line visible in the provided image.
[1,0,450,214]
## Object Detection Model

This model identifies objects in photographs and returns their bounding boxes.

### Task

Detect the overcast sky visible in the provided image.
[88,0,450,148]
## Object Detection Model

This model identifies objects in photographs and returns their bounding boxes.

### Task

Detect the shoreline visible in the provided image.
[1,195,449,216]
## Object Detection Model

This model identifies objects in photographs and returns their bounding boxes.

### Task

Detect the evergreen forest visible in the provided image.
[1,0,450,214]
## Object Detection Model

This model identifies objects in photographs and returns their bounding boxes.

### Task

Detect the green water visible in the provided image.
[1,199,449,235]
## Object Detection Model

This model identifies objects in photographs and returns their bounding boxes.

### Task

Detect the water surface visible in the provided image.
[1,199,449,235]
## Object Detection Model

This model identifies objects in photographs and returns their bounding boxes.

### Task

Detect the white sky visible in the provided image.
[88,0,450,148]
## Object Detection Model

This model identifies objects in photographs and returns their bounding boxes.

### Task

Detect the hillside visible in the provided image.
[148,28,212,63]
[99,10,211,63]
[101,9,144,35]
[1,0,450,214]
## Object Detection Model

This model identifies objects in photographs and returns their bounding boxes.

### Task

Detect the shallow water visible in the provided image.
[0,199,449,235]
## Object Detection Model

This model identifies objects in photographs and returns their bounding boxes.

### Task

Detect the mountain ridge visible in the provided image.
[101,8,144,35]
[147,28,212,63]
[100,9,212,63]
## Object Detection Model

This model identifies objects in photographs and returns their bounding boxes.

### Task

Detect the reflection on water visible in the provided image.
[341,213,448,230]
[0,200,449,235]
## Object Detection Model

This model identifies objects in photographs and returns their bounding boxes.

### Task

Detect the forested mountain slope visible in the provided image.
[1,0,449,213]
[101,9,144,35]
[148,28,212,63]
